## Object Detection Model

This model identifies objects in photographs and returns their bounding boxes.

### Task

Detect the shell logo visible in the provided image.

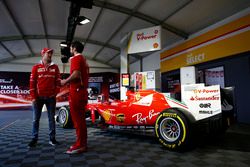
[102,109,112,122]
[153,43,159,48]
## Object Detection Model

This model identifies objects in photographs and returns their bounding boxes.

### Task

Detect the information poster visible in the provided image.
[122,74,130,87]
[134,71,155,90]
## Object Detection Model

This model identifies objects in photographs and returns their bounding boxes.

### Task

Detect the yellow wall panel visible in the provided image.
[161,30,250,73]
[161,14,250,60]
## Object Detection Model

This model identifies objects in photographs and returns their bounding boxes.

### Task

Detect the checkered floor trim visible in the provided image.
[0,112,250,167]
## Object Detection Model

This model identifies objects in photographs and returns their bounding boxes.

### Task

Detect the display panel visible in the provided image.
[122,73,130,87]
[205,66,225,88]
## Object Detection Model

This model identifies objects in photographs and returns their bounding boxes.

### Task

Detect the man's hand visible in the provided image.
[60,71,80,86]
[61,79,67,86]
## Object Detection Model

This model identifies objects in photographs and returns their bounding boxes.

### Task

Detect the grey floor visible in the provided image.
[0,110,250,167]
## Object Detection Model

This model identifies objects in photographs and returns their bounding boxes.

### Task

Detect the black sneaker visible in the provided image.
[28,139,37,148]
[49,139,59,146]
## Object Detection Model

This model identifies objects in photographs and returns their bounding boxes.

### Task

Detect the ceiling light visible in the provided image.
[60,41,68,47]
[77,16,91,25]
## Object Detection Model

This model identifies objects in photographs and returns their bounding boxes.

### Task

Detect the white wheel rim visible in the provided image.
[159,117,181,142]
[59,109,67,124]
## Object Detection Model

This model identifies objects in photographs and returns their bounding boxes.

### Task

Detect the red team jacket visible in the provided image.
[30,61,61,100]
[70,54,89,101]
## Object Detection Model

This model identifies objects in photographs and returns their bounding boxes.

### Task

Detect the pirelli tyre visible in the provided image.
[155,109,192,151]
[58,106,73,128]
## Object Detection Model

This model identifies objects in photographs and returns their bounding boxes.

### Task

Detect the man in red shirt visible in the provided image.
[61,41,89,154]
[28,48,61,147]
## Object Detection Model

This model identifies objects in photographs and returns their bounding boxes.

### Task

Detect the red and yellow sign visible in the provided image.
[160,13,250,73]
[122,73,130,87]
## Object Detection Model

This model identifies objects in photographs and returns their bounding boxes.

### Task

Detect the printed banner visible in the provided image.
[128,26,161,54]
[0,72,120,110]
[0,72,32,110]
[181,84,221,121]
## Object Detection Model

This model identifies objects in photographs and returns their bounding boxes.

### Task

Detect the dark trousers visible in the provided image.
[31,97,56,141]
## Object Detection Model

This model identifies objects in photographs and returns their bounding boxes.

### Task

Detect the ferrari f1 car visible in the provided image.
[57,84,235,150]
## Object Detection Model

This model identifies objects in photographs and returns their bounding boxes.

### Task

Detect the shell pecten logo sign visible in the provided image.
[153,43,159,48]
[128,26,161,54]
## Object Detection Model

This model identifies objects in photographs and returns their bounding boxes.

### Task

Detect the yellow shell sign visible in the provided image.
[160,14,250,73]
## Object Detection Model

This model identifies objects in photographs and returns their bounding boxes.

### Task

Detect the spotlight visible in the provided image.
[60,41,71,63]
[60,47,71,63]
[77,16,91,25]
[60,41,68,47]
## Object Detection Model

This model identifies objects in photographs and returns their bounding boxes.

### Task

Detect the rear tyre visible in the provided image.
[58,106,73,128]
[155,109,192,151]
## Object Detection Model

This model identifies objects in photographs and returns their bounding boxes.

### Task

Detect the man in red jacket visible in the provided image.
[28,48,61,148]
[61,41,89,154]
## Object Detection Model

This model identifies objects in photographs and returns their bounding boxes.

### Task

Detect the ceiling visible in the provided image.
[0,0,249,72]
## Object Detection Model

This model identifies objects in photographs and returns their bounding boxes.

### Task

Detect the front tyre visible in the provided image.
[155,109,191,151]
[58,106,73,128]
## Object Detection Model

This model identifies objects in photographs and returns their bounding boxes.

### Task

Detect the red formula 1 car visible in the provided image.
[57,84,235,150]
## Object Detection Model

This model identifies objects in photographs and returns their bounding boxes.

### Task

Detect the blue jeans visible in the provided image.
[31,97,56,141]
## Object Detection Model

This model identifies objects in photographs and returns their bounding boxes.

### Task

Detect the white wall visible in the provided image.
[129,50,161,73]
[143,51,160,71]
[129,51,162,90]
[129,60,140,74]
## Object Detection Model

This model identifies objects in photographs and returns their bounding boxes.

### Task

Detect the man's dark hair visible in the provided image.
[71,41,84,53]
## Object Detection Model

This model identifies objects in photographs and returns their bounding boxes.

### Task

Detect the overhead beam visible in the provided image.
[38,0,49,47]
[0,35,124,68]
[92,0,145,60]
[0,35,120,51]
[0,35,122,68]
[0,51,119,70]
[2,0,34,56]
[105,52,120,64]
[0,35,145,66]
[84,2,105,44]
[5,61,118,70]
[0,42,16,58]
[93,0,189,39]
[161,0,193,23]
[66,2,81,44]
